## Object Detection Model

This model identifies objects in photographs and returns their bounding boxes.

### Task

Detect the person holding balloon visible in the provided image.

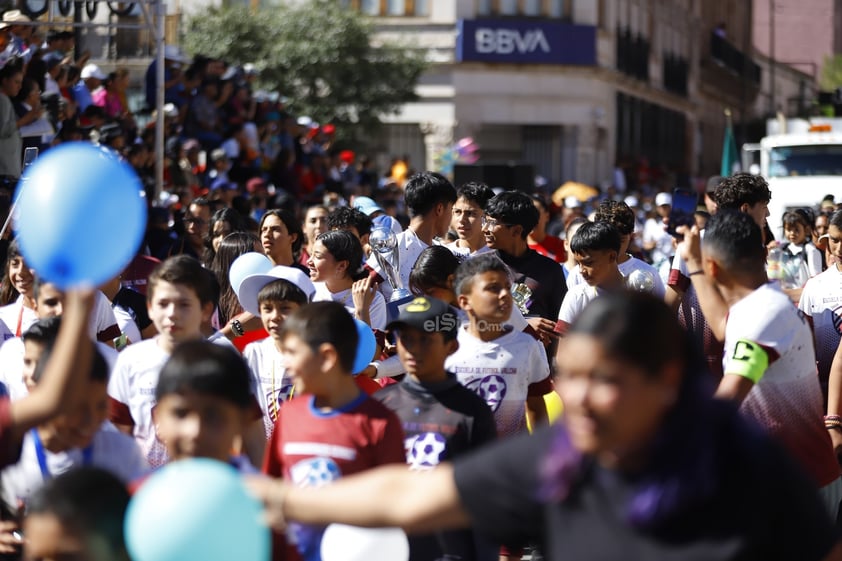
[261,301,405,561]
[238,265,316,438]
[0,239,36,341]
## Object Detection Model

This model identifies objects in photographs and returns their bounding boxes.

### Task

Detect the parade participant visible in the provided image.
[799,209,842,402]
[0,239,35,341]
[446,254,550,437]
[309,230,385,329]
[680,211,842,517]
[262,301,405,561]
[445,182,494,260]
[300,205,329,267]
[482,191,565,342]
[376,296,497,561]
[567,200,665,297]
[23,468,132,561]
[366,172,456,301]
[107,256,220,467]
[250,292,842,561]
[527,194,565,264]
[781,208,823,279]
[241,271,311,437]
[260,209,307,272]
[153,341,258,472]
[666,173,772,379]
[0,346,146,520]
[556,222,625,334]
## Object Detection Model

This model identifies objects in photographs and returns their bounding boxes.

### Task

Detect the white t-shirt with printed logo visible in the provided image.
[798,265,842,387]
[1,422,148,511]
[243,337,295,438]
[106,338,171,468]
[445,326,549,438]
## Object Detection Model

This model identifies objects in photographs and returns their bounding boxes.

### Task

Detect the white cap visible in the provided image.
[80,63,106,80]
[624,195,639,208]
[237,266,316,316]
[564,196,583,209]
[655,192,672,207]
[163,44,189,63]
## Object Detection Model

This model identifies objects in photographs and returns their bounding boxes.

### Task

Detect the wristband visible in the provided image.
[368,361,381,379]
[688,270,704,277]
[230,319,245,337]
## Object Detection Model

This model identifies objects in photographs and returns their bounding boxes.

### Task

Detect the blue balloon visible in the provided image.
[125,458,269,561]
[15,142,147,288]
[352,318,377,375]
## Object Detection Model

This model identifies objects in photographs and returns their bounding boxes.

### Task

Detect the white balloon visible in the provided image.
[626,269,656,292]
[321,524,409,561]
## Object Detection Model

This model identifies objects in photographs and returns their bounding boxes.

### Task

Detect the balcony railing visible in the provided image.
[616,27,649,82]
[709,31,761,86]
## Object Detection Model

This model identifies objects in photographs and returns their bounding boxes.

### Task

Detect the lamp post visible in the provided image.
[770,0,776,116]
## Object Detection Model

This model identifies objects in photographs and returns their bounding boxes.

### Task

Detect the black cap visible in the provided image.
[386,296,458,340]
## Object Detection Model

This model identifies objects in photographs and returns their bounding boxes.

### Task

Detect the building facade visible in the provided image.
[344,0,765,190]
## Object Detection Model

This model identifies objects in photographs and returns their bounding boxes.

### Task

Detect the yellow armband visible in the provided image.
[727,339,769,384]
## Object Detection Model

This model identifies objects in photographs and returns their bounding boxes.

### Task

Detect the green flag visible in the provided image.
[720,112,738,177]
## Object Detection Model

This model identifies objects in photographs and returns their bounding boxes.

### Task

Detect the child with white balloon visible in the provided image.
[566,200,664,297]
[238,265,315,438]
[261,301,405,561]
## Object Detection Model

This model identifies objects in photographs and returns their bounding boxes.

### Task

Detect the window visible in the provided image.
[476,0,566,18]
[345,0,429,16]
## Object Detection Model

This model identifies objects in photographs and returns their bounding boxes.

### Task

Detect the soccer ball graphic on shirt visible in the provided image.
[465,375,507,412]
[405,432,446,469]
[289,457,341,488]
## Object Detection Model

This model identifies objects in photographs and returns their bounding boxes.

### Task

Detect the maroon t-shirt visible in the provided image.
[263,393,405,561]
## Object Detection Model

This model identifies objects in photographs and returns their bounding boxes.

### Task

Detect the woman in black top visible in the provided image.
[251,292,842,561]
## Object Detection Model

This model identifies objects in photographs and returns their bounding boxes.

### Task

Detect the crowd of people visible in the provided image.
[0,24,839,561]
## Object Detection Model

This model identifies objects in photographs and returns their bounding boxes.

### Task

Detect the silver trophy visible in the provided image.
[626,269,656,293]
[369,226,411,301]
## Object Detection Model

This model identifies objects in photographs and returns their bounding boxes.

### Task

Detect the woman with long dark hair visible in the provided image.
[209,231,259,329]
[251,291,842,561]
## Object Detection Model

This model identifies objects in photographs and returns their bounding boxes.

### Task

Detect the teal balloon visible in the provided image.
[15,142,147,288]
[352,318,377,375]
[125,458,269,561]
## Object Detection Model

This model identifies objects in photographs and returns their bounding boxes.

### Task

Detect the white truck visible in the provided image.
[743,117,842,240]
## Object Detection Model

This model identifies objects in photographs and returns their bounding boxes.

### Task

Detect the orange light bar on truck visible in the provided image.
[809,124,832,132]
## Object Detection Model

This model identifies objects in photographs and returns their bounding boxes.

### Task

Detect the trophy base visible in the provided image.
[390,288,413,302]
[386,289,416,323]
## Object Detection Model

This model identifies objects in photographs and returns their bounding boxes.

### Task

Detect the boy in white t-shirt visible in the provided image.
[1,346,147,518]
[556,222,626,335]
[568,200,665,297]
[0,281,119,401]
[444,182,495,260]
[108,255,264,468]
[239,267,315,438]
[445,254,551,438]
